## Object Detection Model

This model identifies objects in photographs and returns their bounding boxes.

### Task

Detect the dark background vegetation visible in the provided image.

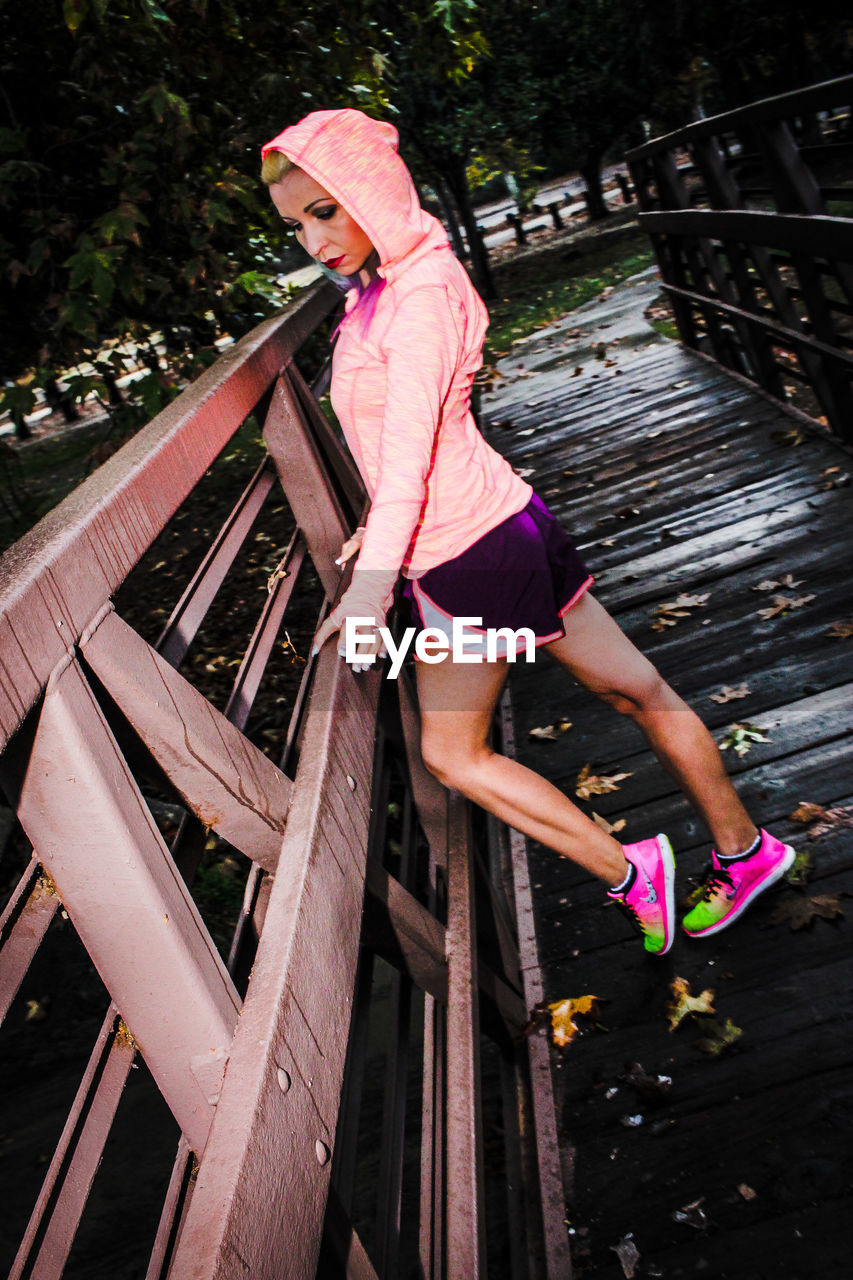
[2,0,852,440]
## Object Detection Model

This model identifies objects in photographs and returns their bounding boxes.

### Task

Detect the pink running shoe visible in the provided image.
[682,828,795,938]
[607,834,676,955]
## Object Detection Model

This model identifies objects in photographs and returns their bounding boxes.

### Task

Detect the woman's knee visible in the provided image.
[600,666,679,720]
[419,731,485,790]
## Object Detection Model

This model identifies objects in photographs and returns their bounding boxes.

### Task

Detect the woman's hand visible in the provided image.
[312,608,385,672]
[334,525,366,567]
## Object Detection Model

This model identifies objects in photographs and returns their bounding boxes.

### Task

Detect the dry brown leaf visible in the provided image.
[25,998,50,1023]
[756,593,815,620]
[528,719,572,741]
[827,619,853,639]
[592,811,627,835]
[576,763,632,800]
[547,995,602,1047]
[764,893,845,930]
[789,801,826,823]
[771,427,807,447]
[652,592,710,632]
[709,682,751,704]
[667,978,716,1032]
[666,592,711,609]
[610,1235,640,1279]
[751,574,803,592]
[738,1184,757,1201]
[789,801,853,840]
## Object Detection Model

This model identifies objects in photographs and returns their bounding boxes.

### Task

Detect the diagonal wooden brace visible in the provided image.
[13,657,241,1155]
[82,608,291,873]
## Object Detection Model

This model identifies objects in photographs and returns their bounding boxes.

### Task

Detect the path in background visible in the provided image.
[484,270,853,1277]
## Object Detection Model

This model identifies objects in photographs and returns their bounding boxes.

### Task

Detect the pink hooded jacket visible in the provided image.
[262,109,532,626]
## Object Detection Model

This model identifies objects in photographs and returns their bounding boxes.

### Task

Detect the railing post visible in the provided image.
[445,793,487,1279]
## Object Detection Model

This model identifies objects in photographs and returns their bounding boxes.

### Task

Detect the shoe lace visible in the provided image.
[697,865,734,901]
[612,896,645,934]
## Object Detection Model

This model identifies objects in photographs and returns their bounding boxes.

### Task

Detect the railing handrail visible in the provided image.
[627,72,853,161]
[0,280,335,751]
[639,209,853,262]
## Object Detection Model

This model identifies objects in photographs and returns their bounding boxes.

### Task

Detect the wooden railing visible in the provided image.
[627,74,853,442]
[0,282,569,1278]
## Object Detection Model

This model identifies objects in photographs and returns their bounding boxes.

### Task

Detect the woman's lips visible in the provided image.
[324,255,345,269]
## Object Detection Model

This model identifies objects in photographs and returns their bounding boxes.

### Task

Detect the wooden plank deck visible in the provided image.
[484,268,853,1279]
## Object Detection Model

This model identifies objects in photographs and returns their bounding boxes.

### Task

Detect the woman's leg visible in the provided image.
[415,654,631,887]
[545,593,758,857]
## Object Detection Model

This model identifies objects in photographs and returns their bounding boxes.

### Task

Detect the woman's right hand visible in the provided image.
[334,525,366,567]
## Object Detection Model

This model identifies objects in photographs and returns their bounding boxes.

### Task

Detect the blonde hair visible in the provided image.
[261,150,294,185]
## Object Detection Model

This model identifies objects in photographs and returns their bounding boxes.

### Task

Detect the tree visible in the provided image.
[525,1,677,219]
[0,0,386,425]
[370,0,542,299]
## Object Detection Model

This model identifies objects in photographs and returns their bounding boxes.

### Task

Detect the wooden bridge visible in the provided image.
[0,76,852,1280]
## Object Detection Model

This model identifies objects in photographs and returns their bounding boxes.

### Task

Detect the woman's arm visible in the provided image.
[314,285,460,653]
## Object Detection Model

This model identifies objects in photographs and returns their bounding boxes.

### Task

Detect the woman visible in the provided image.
[260,108,793,954]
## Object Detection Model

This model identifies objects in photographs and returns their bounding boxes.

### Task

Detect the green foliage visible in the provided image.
[3,0,851,441]
[0,0,392,419]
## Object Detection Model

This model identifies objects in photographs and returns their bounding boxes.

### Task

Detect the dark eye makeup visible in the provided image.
[281,204,338,233]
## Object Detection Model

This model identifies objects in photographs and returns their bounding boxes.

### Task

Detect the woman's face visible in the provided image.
[269,167,374,279]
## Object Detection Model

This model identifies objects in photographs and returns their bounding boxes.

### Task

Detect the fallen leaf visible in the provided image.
[547,995,602,1047]
[738,1183,757,1201]
[592,811,626,835]
[667,977,715,1032]
[751,574,803,592]
[756,593,815,620]
[789,801,853,840]
[671,1197,709,1229]
[771,427,807,446]
[692,1016,743,1056]
[576,763,632,799]
[281,629,306,666]
[610,1234,640,1279]
[670,380,690,389]
[823,471,850,490]
[784,849,813,887]
[624,1061,673,1104]
[652,592,711,631]
[528,718,572,741]
[789,801,826,823]
[827,619,853,639]
[25,998,50,1024]
[571,365,584,377]
[764,893,845,930]
[718,722,770,756]
[709,682,751,704]
[667,592,711,609]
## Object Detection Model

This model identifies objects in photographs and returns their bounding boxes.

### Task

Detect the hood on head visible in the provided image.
[261,108,448,284]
